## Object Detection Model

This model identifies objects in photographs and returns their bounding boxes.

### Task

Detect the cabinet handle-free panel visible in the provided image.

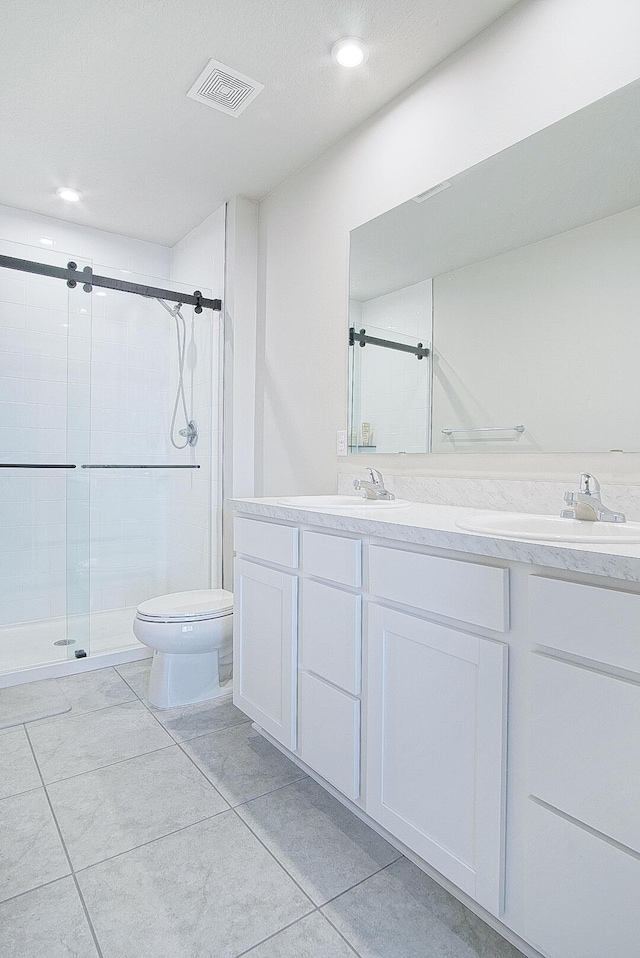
[300,579,361,694]
[524,800,640,958]
[369,545,508,632]
[530,652,640,854]
[233,557,298,750]
[530,575,640,674]
[234,517,299,569]
[299,671,360,800]
[366,604,507,916]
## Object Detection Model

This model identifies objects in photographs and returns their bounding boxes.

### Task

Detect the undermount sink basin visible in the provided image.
[456,512,640,543]
[277,495,410,510]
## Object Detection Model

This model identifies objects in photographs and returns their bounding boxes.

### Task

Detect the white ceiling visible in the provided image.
[350,79,640,301]
[0,0,520,246]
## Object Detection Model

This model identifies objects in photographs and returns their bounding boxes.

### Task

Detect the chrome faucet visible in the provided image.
[560,473,626,523]
[353,468,395,501]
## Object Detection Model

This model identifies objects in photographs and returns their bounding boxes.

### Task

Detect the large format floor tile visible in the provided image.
[323,858,526,958]
[0,876,98,958]
[114,659,151,699]
[0,789,69,903]
[49,745,229,869]
[241,912,357,957]
[237,778,400,905]
[150,693,247,743]
[28,700,173,783]
[0,727,41,799]
[0,680,70,729]
[182,723,306,806]
[77,811,313,958]
[54,668,137,715]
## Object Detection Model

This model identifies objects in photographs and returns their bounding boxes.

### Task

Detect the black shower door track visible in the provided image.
[0,254,221,312]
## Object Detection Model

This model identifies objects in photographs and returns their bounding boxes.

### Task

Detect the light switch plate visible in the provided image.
[337,430,348,456]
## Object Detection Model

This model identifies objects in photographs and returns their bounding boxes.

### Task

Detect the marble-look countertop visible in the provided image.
[231,497,640,583]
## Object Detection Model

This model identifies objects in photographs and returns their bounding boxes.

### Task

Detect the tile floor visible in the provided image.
[0,662,527,958]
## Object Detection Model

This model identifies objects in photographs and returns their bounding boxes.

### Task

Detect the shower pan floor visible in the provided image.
[0,607,143,676]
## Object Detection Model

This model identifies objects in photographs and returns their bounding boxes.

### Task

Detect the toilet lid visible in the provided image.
[136,589,233,622]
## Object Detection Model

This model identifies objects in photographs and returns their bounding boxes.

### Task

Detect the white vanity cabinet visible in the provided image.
[366,545,509,917]
[233,507,640,958]
[233,518,299,750]
[524,575,640,958]
[298,531,363,800]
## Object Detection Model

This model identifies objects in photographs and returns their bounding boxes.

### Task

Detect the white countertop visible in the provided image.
[231,497,640,583]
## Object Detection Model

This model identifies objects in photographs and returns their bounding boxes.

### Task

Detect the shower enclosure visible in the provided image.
[0,239,222,681]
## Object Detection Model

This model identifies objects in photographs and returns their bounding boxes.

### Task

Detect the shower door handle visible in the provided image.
[0,463,77,468]
[80,464,200,469]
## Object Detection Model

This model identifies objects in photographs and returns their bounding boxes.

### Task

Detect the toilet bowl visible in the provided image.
[133,589,233,709]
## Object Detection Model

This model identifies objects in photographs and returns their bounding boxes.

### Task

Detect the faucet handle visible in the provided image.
[563,491,576,504]
[580,472,600,495]
[367,468,383,484]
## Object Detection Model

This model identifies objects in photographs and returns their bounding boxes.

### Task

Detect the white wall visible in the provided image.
[252,0,640,494]
[432,205,640,454]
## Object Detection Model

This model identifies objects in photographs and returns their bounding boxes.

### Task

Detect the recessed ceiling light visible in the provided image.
[331,37,368,68]
[95,290,107,297]
[56,186,83,203]
[40,237,54,246]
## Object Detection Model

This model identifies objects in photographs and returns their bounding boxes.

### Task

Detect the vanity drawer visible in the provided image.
[529,652,640,853]
[300,580,361,694]
[369,545,508,632]
[234,517,298,568]
[529,576,640,673]
[299,671,360,800]
[302,530,361,587]
[524,800,640,958]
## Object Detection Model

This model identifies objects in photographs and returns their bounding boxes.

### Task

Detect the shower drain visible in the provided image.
[53,639,76,647]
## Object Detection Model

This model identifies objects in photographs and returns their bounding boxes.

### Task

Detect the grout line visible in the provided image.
[232,776,309,811]
[229,805,317,910]
[0,873,77,909]
[23,726,105,958]
[35,742,176,788]
[320,857,401,908]
[71,806,231,875]
[232,910,321,958]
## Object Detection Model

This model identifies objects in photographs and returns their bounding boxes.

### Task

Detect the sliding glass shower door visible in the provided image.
[0,242,219,677]
[0,240,92,672]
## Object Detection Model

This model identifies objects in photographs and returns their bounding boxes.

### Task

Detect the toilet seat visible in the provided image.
[136,589,233,624]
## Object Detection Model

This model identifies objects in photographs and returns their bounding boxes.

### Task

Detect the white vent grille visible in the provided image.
[187,59,264,117]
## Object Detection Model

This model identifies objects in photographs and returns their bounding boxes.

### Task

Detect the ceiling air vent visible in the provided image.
[187,59,264,117]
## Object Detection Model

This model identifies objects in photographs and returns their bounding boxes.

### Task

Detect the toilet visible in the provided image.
[133,589,234,709]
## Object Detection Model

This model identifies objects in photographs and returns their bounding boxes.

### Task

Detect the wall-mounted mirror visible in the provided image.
[348,78,640,454]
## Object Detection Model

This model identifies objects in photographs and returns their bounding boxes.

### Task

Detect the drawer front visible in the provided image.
[524,800,640,958]
[530,653,640,853]
[529,575,640,673]
[302,530,361,587]
[234,516,298,568]
[369,545,508,632]
[299,671,360,800]
[300,580,361,694]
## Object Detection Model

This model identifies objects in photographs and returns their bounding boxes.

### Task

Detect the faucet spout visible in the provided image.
[353,469,395,501]
[560,473,626,523]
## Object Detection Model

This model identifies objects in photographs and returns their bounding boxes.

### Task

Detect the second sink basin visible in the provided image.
[277,495,410,510]
[456,512,640,543]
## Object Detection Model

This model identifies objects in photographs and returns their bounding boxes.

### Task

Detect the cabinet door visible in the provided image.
[233,557,297,750]
[366,604,507,916]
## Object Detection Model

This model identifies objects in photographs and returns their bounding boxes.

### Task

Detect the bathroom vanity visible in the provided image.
[231,497,640,958]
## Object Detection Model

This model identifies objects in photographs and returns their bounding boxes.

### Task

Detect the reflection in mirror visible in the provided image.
[348,78,640,454]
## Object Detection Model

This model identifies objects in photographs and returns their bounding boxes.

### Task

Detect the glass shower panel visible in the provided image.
[85,272,217,655]
[0,241,92,673]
